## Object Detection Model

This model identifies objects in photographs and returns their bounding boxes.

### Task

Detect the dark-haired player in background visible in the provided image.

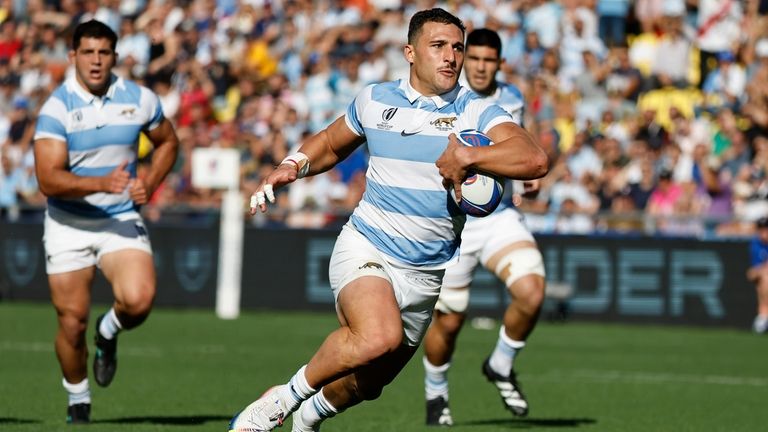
[423,28,547,426]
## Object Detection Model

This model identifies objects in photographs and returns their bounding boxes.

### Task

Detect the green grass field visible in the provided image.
[1,302,767,431]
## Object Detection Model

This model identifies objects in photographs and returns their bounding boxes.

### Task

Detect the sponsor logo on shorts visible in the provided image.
[358,262,384,271]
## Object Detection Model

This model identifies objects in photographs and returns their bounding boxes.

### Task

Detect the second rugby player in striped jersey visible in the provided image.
[423,28,548,426]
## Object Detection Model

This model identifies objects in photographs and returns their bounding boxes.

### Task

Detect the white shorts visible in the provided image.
[436,207,543,313]
[43,209,153,274]
[328,224,445,346]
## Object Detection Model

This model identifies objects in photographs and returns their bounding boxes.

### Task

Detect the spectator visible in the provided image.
[650,6,693,89]
[696,0,743,90]
[555,197,595,234]
[702,51,747,112]
[747,217,768,333]
[605,44,642,103]
[597,0,631,47]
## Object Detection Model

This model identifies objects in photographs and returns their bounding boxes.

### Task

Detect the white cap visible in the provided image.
[756,39,768,58]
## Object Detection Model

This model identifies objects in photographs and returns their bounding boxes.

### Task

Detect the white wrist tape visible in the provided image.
[280,152,310,178]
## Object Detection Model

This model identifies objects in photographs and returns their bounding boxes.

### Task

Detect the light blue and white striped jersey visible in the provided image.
[34,75,164,219]
[345,79,513,269]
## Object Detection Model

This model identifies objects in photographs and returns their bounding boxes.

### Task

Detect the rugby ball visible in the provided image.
[449,129,504,217]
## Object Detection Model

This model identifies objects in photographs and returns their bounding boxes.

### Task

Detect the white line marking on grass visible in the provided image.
[0,341,227,356]
[534,369,768,387]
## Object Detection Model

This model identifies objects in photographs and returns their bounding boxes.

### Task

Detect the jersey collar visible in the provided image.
[66,74,125,104]
[401,79,461,109]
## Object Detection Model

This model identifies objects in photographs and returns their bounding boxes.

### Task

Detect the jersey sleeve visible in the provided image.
[471,98,514,134]
[34,97,68,142]
[141,86,165,131]
[344,84,375,137]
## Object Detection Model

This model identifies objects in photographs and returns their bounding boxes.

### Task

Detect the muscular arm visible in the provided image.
[480,121,549,179]
[296,116,366,176]
[250,116,364,213]
[33,138,125,198]
[142,118,179,194]
[437,121,548,188]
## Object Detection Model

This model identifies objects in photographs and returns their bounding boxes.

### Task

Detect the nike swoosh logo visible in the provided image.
[400,130,419,136]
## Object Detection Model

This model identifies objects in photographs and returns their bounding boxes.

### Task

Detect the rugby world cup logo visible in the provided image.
[3,239,39,286]
[382,107,398,122]
[377,108,398,130]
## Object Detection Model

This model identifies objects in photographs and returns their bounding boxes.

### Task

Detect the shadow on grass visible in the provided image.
[460,417,597,428]
[94,414,231,425]
[0,418,40,424]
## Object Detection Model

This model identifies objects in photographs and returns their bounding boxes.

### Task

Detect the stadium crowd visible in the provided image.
[0,0,767,237]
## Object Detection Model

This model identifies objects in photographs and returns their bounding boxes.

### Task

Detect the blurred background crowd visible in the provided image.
[0,0,767,238]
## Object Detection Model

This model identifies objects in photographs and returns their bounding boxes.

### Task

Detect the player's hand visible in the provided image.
[249,163,300,214]
[436,133,470,202]
[128,178,150,205]
[522,179,541,196]
[104,161,131,194]
[512,179,541,206]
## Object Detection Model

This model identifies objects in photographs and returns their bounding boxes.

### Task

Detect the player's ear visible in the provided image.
[403,44,415,64]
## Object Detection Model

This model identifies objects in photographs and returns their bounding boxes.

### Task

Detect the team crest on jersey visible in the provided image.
[376,107,397,130]
[430,116,457,131]
[120,107,137,119]
[71,110,83,123]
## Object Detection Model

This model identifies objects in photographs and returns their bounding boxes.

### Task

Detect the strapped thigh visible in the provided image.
[493,247,545,287]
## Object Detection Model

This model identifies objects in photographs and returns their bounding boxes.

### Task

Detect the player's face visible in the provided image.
[405,22,464,96]
[70,37,116,96]
[464,45,501,95]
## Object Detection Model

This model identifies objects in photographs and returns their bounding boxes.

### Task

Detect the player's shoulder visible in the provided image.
[113,76,158,102]
[367,79,407,103]
[498,81,523,99]
[456,84,497,111]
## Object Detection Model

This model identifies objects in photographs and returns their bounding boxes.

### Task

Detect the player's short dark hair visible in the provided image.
[408,8,465,44]
[73,20,118,51]
[466,28,502,56]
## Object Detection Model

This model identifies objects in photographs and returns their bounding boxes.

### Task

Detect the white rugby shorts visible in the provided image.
[442,207,535,290]
[328,223,445,346]
[43,209,153,274]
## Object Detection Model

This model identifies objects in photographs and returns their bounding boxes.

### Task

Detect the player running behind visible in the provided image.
[422,28,547,426]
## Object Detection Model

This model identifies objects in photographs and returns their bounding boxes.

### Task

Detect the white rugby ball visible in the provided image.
[449,129,504,217]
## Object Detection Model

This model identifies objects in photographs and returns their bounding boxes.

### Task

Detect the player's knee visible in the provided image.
[509,275,546,315]
[58,313,88,346]
[117,283,155,317]
[437,312,466,338]
[356,327,403,362]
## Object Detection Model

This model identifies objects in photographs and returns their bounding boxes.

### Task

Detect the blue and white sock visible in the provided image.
[278,365,316,411]
[299,388,339,429]
[62,378,91,406]
[488,326,526,376]
[423,356,451,401]
[98,308,123,340]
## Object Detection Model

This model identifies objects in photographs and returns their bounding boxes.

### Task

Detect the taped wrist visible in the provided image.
[281,152,310,178]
